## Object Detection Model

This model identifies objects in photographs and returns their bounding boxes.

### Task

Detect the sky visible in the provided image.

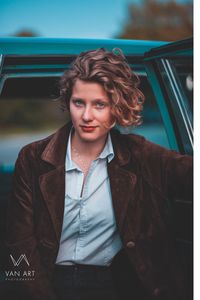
[0,0,192,39]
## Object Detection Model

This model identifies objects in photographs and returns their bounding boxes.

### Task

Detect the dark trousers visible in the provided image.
[53,264,119,300]
[53,250,150,300]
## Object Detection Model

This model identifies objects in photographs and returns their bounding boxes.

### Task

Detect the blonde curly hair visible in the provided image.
[59,48,145,127]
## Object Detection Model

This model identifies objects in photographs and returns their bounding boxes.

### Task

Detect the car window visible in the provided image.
[156,56,193,154]
[169,57,193,116]
[0,77,68,170]
[117,73,169,148]
[0,72,169,170]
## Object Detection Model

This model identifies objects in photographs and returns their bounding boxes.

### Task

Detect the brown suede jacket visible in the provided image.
[5,122,192,300]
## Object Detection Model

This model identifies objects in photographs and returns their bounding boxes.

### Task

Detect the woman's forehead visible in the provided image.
[71,79,109,100]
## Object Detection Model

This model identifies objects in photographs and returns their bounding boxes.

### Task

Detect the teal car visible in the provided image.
[0,37,193,296]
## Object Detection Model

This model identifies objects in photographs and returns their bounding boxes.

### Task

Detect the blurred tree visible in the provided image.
[14,30,39,37]
[117,0,193,41]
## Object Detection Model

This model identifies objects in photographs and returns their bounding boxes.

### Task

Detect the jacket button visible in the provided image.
[153,288,161,297]
[126,241,136,248]
[139,264,146,273]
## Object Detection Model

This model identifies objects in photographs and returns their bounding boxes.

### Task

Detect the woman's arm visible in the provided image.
[141,139,193,201]
[5,148,57,300]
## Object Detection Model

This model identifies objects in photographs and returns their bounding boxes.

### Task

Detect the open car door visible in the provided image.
[144,37,193,299]
[144,37,193,155]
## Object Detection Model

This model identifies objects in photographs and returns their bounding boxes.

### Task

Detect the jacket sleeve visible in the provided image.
[142,139,193,201]
[164,149,192,201]
[5,147,57,300]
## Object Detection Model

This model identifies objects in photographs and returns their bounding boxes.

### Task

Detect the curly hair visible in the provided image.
[59,48,145,127]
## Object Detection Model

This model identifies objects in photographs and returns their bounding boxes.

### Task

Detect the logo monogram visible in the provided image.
[10,254,30,266]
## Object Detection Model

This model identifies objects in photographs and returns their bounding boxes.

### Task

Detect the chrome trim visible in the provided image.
[0,54,4,75]
[0,75,6,95]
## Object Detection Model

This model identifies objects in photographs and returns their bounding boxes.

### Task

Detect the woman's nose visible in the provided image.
[82,106,93,121]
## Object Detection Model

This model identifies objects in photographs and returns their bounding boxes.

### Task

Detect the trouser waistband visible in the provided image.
[54,263,111,273]
[53,263,114,290]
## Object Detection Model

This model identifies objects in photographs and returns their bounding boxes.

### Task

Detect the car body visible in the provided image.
[0,37,193,296]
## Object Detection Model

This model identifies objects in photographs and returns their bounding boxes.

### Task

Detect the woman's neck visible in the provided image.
[71,132,108,160]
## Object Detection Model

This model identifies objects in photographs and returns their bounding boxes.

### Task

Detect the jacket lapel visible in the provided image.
[39,123,72,242]
[108,130,138,234]
[39,166,65,242]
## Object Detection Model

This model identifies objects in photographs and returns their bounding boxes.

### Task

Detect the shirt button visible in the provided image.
[126,241,136,248]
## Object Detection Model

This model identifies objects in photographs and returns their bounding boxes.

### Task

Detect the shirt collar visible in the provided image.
[97,133,114,163]
[65,128,114,172]
[65,128,76,171]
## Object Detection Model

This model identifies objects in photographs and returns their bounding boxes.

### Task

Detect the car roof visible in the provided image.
[0,37,167,56]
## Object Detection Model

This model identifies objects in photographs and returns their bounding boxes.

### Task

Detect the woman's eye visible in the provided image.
[95,102,105,109]
[73,100,83,106]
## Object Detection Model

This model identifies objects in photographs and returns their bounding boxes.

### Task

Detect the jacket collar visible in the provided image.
[110,128,131,167]
[41,122,132,168]
[41,122,72,167]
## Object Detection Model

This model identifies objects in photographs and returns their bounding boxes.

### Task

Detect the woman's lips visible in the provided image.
[80,126,97,132]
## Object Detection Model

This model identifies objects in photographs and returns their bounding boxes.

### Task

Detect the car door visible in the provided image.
[143,37,193,298]
[144,37,193,155]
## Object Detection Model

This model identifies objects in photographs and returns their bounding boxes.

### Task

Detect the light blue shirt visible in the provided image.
[56,130,123,266]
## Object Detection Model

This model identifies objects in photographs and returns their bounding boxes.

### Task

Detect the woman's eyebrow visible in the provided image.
[92,99,109,102]
[71,97,84,101]
[71,97,109,103]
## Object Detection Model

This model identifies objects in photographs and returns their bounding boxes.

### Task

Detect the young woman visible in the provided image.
[5,48,192,300]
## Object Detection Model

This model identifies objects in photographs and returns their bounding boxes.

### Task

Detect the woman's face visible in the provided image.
[69,79,113,144]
